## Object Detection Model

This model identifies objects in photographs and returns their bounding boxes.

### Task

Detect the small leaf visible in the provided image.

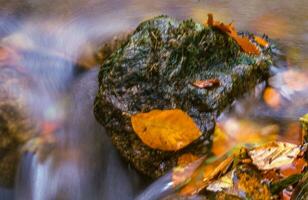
[192,79,220,89]
[254,36,269,47]
[207,13,213,26]
[232,35,260,55]
[248,142,301,170]
[131,109,202,151]
[206,14,260,55]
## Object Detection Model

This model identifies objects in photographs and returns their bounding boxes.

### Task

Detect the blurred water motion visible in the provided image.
[0,0,308,199]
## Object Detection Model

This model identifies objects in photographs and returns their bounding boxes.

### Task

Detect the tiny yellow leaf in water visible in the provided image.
[131,109,202,151]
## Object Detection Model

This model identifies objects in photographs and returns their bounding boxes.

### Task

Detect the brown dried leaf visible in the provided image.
[192,79,220,89]
[207,13,214,26]
[206,14,260,55]
[131,109,202,151]
[232,35,260,55]
[248,142,301,170]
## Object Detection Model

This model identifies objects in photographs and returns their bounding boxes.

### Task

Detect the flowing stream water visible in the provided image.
[0,0,308,199]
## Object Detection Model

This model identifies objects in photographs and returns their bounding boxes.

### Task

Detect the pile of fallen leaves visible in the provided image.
[130,15,307,199]
[169,113,308,200]
[131,109,307,199]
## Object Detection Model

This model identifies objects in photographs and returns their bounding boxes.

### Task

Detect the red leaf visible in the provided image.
[192,79,220,89]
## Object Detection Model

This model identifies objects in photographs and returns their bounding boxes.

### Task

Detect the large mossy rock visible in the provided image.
[94,16,273,178]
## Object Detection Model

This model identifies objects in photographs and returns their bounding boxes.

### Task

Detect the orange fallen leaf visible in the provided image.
[207,13,213,26]
[206,13,260,55]
[233,36,260,55]
[254,36,269,48]
[131,109,202,151]
[192,79,220,89]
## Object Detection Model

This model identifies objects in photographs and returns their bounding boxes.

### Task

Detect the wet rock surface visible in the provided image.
[94,16,273,178]
[0,66,37,187]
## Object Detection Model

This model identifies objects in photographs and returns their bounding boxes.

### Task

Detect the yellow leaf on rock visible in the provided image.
[131,109,202,151]
[233,36,260,55]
